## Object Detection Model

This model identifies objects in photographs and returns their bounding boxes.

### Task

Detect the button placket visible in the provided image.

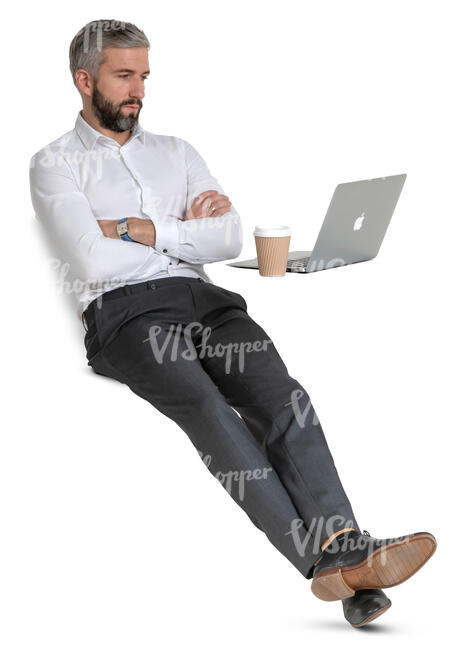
[120,149,145,210]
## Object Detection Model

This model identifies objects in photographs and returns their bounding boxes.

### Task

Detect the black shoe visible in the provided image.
[342,588,392,627]
[311,528,436,602]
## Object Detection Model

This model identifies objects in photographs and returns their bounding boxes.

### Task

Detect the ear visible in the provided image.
[75,69,93,97]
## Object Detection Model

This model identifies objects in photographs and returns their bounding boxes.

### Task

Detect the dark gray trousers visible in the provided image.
[82,276,361,579]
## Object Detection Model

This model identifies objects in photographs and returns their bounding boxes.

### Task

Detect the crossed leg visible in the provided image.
[196,308,362,574]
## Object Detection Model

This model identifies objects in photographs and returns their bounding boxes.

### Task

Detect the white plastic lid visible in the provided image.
[253,224,291,237]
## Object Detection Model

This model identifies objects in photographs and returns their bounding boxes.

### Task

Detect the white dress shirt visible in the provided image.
[29,111,243,321]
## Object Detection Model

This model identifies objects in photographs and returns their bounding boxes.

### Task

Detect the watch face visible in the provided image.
[118,221,128,236]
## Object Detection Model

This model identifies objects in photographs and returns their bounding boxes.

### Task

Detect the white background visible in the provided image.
[2,0,458,646]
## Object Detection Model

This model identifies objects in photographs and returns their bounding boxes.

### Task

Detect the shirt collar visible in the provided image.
[75,110,145,150]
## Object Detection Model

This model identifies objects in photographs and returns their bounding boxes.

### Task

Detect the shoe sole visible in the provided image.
[351,601,392,628]
[311,532,436,601]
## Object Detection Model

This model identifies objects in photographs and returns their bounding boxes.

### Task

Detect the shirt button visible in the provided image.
[163,248,168,253]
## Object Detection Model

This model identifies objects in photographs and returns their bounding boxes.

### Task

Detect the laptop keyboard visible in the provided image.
[287,257,310,268]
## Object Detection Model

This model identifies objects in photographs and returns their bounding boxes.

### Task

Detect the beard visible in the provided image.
[91,83,142,132]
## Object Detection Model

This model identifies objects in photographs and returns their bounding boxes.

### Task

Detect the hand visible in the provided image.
[184,190,232,221]
[97,218,156,246]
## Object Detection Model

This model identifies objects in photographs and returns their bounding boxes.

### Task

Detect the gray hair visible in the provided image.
[69,19,150,90]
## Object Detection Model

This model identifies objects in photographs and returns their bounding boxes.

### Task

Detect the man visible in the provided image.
[29,19,436,628]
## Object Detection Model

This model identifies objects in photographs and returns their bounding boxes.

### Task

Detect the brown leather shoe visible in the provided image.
[311,529,437,601]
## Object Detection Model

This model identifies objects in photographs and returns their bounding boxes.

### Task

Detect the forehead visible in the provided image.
[101,47,149,70]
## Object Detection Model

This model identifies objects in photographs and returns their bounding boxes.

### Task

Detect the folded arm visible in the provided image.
[107,189,235,263]
[126,140,243,264]
[29,152,154,286]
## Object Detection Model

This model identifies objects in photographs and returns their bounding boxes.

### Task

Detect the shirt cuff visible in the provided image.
[153,216,180,257]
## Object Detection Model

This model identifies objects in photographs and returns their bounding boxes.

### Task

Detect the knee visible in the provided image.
[263,386,322,446]
[186,387,227,417]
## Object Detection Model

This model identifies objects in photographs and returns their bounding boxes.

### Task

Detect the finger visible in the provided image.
[205,206,231,219]
[202,196,231,212]
[198,201,231,218]
[194,190,219,206]
[195,193,230,213]
[205,196,231,208]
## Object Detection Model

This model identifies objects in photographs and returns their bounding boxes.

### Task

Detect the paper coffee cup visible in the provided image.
[253,225,291,276]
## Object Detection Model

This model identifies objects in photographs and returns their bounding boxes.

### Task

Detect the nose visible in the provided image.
[129,81,145,100]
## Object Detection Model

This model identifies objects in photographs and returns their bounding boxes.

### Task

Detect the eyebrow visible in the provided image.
[113,69,150,75]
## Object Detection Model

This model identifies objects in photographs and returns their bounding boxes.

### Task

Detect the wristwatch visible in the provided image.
[117,217,133,242]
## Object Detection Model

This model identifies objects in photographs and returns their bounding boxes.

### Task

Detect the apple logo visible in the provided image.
[353,212,366,231]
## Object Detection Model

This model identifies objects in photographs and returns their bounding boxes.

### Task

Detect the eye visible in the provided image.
[117,75,149,80]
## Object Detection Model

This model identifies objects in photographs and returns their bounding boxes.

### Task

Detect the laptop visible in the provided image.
[227,173,407,273]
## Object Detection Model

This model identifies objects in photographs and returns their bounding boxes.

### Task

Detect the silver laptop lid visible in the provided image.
[306,173,407,272]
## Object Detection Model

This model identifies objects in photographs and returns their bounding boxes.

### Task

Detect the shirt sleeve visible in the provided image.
[29,150,154,287]
[152,139,243,264]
